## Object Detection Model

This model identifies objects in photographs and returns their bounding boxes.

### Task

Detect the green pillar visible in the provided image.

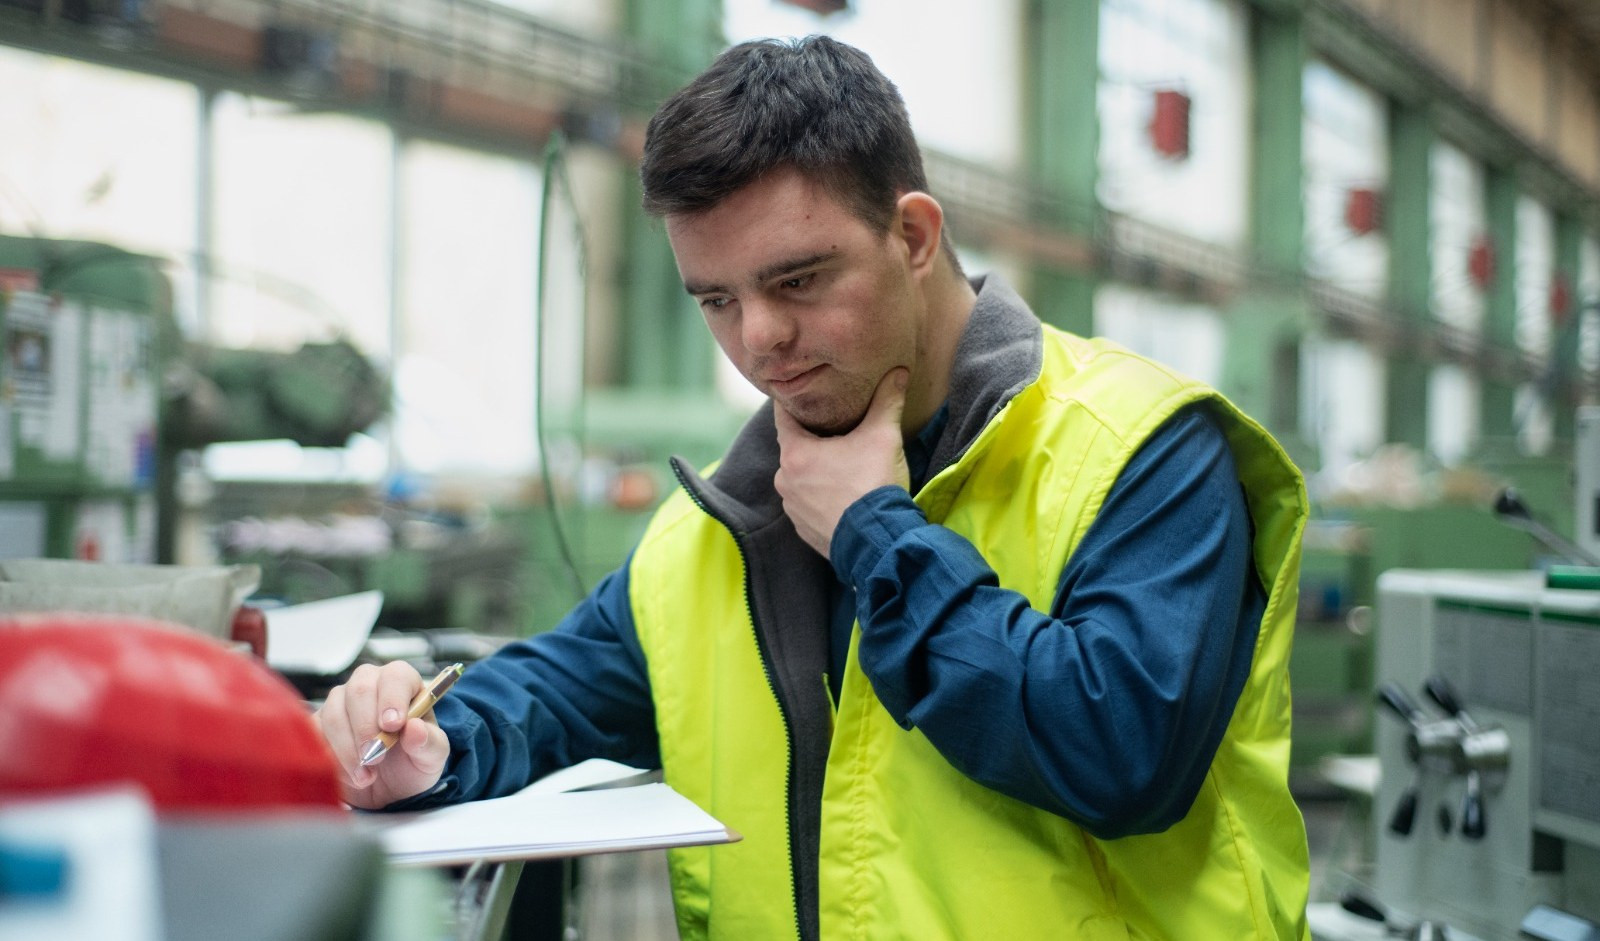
[1223,5,1311,466]
[1481,165,1519,444]
[1553,214,1584,442]
[1384,102,1432,451]
[615,0,724,392]
[1020,0,1098,337]
[1247,7,1306,279]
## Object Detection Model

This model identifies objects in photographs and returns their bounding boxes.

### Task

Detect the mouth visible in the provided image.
[766,364,824,394]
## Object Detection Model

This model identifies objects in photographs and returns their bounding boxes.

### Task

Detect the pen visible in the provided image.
[358,662,464,766]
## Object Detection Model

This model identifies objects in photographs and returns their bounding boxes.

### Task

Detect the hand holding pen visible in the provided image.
[359,662,463,765]
[315,661,463,809]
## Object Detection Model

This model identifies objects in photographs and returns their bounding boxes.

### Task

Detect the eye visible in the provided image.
[779,273,816,291]
[699,296,731,311]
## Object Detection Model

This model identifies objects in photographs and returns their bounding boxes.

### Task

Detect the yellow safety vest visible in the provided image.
[630,326,1311,940]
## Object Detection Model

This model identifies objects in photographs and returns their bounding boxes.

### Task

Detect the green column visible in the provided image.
[1020,0,1098,337]
[1384,102,1432,451]
[1247,7,1306,279]
[1223,5,1311,465]
[1553,214,1584,442]
[1481,165,1519,443]
[616,0,724,392]
[619,175,713,389]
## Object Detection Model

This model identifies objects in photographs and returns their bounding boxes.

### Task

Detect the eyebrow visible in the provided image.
[682,250,841,297]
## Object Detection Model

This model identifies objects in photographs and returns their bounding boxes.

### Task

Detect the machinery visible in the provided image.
[0,234,387,564]
[0,238,166,563]
[1311,567,1600,940]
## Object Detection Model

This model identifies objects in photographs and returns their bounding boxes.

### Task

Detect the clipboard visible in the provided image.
[367,761,738,867]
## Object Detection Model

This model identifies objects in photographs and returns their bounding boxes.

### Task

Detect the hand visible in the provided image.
[315,661,451,809]
[774,367,912,558]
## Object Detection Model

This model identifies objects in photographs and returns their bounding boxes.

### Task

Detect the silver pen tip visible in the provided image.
[358,738,388,766]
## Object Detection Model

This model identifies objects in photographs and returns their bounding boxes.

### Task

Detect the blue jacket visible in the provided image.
[413,400,1263,838]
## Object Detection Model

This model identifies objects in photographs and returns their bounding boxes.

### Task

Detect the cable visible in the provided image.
[533,129,589,603]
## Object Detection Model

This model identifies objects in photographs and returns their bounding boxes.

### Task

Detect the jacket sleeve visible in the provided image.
[831,404,1266,839]
[396,555,661,806]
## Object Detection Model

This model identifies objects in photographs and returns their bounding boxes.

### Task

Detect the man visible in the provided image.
[317,35,1312,939]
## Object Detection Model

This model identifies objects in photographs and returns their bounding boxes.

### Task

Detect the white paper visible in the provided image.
[373,780,734,867]
[264,590,384,674]
[0,788,164,941]
[520,758,660,796]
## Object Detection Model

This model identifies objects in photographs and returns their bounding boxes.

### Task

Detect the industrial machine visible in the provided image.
[0,234,388,564]
[0,238,166,563]
[1310,567,1600,940]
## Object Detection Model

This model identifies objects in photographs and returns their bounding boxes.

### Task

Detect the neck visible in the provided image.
[904,264,977,435]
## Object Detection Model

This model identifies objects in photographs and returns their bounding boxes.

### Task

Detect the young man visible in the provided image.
[317,36,1312,939]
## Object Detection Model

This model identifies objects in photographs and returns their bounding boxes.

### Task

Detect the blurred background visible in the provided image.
[3,1,1600,938]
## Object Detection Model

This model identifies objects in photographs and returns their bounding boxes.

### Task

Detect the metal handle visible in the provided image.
[1389,784,1418,836]
[1423,675,1464,718]
[1461,770,1486,840]
[1378,682,1425,726]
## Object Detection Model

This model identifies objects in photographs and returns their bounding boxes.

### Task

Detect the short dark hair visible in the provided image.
[640,35,932,242]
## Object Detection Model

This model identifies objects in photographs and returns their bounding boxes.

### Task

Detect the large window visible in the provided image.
[210,95,392,357]
[1302,60,1388,298]
[1428,141,1487,463]
[0,47,558,483]
[395,142,540,476]
[1095,284,1223,387]
[1430,141,1487,334]
[723,0,1023,169]
[1098,0,1250,247]
[1515,196,1555,453]
[1305,338,1387,496]
[0,47,198,313]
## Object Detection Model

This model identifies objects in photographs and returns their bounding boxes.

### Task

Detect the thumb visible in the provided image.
[868,367,910,431]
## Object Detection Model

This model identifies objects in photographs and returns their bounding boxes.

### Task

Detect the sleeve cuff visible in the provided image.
[830,485,928,584]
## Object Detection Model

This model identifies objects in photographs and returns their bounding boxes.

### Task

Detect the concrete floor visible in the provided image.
[567,795,1363,941]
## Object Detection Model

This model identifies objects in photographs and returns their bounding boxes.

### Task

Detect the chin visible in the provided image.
[794,408,866,438]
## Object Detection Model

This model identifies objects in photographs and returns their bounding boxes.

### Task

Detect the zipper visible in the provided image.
[670,461,807,941]
[821,673,837,737]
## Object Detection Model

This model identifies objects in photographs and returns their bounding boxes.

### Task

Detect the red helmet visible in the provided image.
[0,614,342,812]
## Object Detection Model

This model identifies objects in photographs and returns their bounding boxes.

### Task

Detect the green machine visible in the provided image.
[0,236,166,562]
[0,233,388,565]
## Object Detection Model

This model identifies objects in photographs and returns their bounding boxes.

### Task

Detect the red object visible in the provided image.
[1468,236,1496,290]
[1344,187,1383,235]
[1149,88,1191,160]
[1551,275,1573,325]
[0,268,40,292]
[0,615,342,813]
[230,605,269,660]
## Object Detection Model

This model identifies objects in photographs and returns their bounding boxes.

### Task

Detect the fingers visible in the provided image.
[316,661,424,792]
[399,714,451,777]
[315,683,360,785]
[771,397,810,442]
[375,661,422,733]
[867,366,909,430]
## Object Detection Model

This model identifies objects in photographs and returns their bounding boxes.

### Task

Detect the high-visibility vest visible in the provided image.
[630,326,1311,940]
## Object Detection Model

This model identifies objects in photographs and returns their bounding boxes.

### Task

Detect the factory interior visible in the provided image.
[3,0,1600,939]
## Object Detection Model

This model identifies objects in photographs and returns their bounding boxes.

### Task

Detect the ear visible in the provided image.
[894,191,945,277]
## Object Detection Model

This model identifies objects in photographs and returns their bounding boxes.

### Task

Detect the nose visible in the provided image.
[740,298,795,354]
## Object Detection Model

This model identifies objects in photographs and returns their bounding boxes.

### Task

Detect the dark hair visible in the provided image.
[640,35,932,240]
